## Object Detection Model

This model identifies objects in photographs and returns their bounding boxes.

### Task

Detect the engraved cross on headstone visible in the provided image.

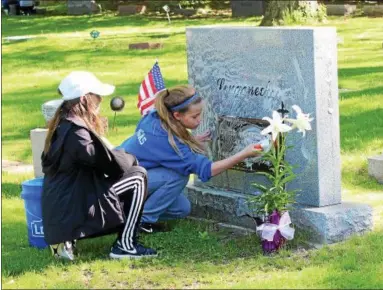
[277,102,289,119]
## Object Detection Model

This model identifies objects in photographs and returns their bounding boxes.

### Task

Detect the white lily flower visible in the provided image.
[261,111,292,141]
[285,105,314,137]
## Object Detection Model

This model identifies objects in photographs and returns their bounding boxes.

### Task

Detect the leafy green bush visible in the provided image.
[281,2,327,25]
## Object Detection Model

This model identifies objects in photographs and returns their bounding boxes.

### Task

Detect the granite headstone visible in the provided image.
[231,0,265,17]
[185,26,373,244]
[67,0,100,15]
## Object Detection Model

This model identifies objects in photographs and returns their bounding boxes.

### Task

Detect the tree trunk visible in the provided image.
[260,0,319,26]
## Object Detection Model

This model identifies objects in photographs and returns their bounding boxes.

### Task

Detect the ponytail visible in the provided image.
[154,86,205,155]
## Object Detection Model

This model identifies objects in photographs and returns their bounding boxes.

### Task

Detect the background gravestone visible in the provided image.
[67,0,100,15]
[118,4,146,15]
[231,0,265,17]
[30,129,47,178]
[129,42,163,50]
[173,8,197,17]
[326,4,357,16]
[368,154,383,184]
[185,26,373,244]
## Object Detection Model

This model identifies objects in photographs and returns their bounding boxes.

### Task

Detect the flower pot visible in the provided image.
[260,210,287,254]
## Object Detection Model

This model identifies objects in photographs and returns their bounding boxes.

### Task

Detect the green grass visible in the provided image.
[2,173,383,289]
[2,15,382,192]
[2,14,383,289]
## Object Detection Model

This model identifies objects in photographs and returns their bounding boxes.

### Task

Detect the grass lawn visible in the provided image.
[2,13,383,289]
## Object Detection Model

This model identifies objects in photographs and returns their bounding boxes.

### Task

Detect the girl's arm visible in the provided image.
[69,127,135,179]
[211,144,261,177]
[69,127,97,166]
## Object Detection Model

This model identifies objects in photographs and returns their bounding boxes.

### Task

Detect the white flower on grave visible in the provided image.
[261,111,292,141]
[285,105,314,137]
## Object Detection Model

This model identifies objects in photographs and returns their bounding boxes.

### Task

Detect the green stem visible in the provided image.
[274,133,285,188]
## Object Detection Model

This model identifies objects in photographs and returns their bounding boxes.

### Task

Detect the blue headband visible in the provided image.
[170,92,199,111]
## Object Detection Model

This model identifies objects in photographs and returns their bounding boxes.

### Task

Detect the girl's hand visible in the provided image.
[243,143,263,158]
[195,130,212,143]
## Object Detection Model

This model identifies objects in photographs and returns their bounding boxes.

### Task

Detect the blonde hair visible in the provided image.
[154,85,204,155]
[43,92,104,154]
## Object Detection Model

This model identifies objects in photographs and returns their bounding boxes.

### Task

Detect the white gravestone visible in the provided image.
[30,128,48,178]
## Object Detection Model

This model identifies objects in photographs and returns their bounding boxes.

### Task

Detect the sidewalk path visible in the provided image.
[2,160,34,174]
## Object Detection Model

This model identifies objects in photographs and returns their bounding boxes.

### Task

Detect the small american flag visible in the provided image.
[137,62,166,116]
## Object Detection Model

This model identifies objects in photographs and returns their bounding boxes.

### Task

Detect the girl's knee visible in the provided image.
[131,165,147,175]
[123,166,147,179]
[176,196,191,218]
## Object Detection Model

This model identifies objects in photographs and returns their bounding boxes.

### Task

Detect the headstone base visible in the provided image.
[290,203,373,244]
[185,184,373,244]
[184,184,256,229]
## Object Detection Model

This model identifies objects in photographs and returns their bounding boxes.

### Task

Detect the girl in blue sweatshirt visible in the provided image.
[119,85,262,232]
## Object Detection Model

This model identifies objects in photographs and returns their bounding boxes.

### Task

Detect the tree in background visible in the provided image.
[260,0,327,26]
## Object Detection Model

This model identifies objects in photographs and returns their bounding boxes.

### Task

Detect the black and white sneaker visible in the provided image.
[139,223,155,234]
[109,240,157,259]
[139,222,169,234]
[50,241,75,261]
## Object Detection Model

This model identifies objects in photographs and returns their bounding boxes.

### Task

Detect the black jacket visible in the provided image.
[41,116,138,245]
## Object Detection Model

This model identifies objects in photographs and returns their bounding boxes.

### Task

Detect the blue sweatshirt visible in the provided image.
[119,110,212,182]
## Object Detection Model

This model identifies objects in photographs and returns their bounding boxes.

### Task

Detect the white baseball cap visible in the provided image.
[58,71,115,100]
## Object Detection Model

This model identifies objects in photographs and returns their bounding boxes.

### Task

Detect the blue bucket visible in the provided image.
[21,178,48,249]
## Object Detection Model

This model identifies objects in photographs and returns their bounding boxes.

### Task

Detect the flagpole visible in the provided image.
[112,111,117,129]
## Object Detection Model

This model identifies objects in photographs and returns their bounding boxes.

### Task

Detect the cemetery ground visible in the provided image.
[2,14,383,288]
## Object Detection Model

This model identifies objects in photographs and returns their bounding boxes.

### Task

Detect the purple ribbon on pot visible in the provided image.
[256,211,295,242]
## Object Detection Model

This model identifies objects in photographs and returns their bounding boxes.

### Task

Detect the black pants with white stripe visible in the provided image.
[112,166,147,251]
[82,166,147,251]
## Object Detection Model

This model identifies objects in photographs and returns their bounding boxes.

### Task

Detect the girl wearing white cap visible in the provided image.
[41,71,157,260]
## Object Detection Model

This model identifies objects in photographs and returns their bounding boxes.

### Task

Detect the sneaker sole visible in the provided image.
[109,252,158,259]
[55,255,75,261]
